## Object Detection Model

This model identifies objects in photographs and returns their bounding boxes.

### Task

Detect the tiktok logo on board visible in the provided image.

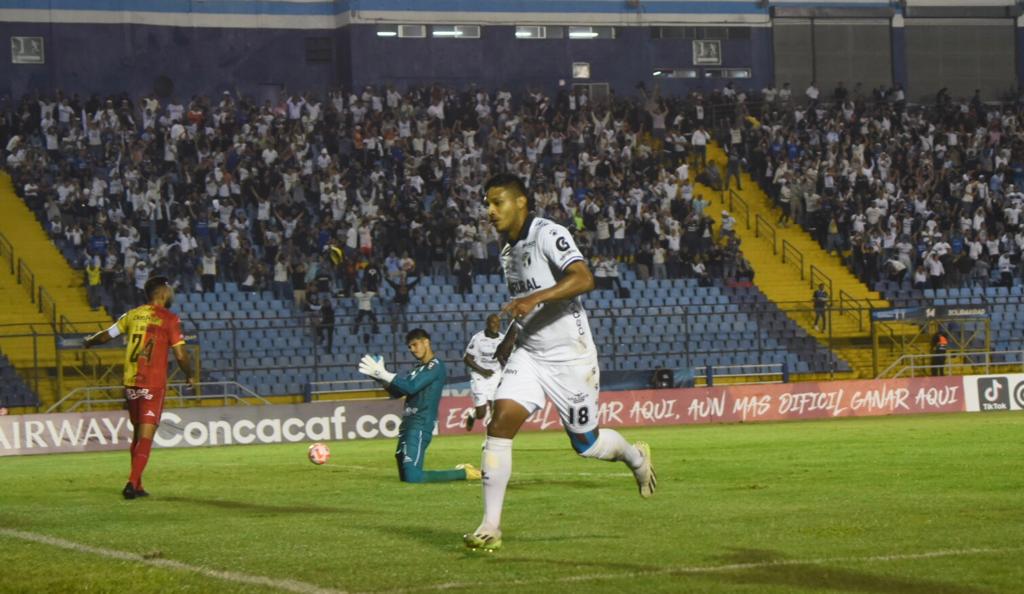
[977,377,1010,412]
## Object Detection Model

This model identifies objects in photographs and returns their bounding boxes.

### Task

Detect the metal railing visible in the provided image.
[0,325,46,397]
[0,232,13,275]
[16,257,35,304]
[876,350,1024,379]
[727,189,751,230]
[305,379,383,402]
[694,363,787,387]
[839,289,870,331]
[809,264,832,298]
[781,239,804,280]
[38,286,58,330]
[46,381,270,413]
[754,213,777,255]
[0,229,74,332]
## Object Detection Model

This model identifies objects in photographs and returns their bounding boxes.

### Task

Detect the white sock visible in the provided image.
[481,436,513,531]
[581,429,643,470]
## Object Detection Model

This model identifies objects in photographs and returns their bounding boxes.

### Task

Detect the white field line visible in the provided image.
[0,527,347,594]
[387,547,1019,593]
[3,527,1015,594]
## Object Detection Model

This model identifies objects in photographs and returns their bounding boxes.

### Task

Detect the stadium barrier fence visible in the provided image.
[45,381,270,413]
[3,373,1020,456]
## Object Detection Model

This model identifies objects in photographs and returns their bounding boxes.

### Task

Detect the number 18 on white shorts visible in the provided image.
[494,348,600,435]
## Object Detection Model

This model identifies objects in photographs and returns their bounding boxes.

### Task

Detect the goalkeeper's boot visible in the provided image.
[463,526,502,552]
[456,464,482,480]
[632,441,657,498]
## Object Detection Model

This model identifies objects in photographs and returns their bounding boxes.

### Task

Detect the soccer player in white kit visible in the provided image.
[464,174,656,552]
[463,314,504,431]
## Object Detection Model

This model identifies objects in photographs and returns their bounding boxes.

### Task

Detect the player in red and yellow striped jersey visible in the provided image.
[85,276,196,500]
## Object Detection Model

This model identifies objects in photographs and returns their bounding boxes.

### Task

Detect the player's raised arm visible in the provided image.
[387,360,443,398]
[357,354,435,398]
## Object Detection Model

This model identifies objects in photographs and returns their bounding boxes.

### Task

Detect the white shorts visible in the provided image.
[493,348,600,434]
[470,374,501,408]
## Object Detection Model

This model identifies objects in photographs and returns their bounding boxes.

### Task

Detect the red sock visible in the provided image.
[129,437,153,489]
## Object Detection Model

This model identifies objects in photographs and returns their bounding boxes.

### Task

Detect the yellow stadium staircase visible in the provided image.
[695,144,919,379]
[0,173,114,408]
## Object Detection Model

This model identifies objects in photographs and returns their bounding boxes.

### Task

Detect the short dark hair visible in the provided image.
[144,276,171,300]
[485,173,534,211]
[406,328,430,343]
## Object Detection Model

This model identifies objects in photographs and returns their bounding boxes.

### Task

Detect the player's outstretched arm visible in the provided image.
[83,317,124,348]
[502,260,594,319]
[83,329,114,348]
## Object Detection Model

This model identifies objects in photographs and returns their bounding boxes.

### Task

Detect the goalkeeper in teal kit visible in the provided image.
[358,328,481,483]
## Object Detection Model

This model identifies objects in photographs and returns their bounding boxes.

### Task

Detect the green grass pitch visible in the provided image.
[1,412,1022,593]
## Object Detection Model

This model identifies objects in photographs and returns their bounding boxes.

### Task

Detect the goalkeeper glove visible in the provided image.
[358,354,396,384]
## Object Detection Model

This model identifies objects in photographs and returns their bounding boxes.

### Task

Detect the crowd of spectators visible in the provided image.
[734,81,1024,291]
[0,82,754,322]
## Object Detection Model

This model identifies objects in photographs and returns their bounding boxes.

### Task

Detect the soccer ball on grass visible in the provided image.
[308,442,331,465]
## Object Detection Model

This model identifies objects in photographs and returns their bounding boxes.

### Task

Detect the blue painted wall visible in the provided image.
[0,22,340,99]
[348,26,772,93]
[1,23,773,98]
[1,0,1017,100]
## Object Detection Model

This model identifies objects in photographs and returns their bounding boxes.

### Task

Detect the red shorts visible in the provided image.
[125,386,166,427]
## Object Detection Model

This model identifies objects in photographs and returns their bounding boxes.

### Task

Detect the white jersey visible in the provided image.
[464,330,504,376]
[501,216,597,362]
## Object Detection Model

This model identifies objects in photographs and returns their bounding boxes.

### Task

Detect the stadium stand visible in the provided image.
[2,80,1020,397]
[735,92,1023,293]
[0,353,39,408]
[178,273,845,396]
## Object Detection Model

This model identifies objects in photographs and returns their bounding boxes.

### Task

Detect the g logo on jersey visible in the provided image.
[555,237,570,251]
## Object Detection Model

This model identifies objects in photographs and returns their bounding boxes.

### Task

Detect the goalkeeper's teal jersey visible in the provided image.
[387,358,447,431]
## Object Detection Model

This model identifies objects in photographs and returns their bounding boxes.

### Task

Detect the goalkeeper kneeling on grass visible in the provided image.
[358,328,481,483]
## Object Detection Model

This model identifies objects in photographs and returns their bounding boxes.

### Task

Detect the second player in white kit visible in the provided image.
[463,174,657,552]
[463,314,504,430]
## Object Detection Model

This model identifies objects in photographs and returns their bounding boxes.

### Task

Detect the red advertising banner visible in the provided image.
[437,376,966,434]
